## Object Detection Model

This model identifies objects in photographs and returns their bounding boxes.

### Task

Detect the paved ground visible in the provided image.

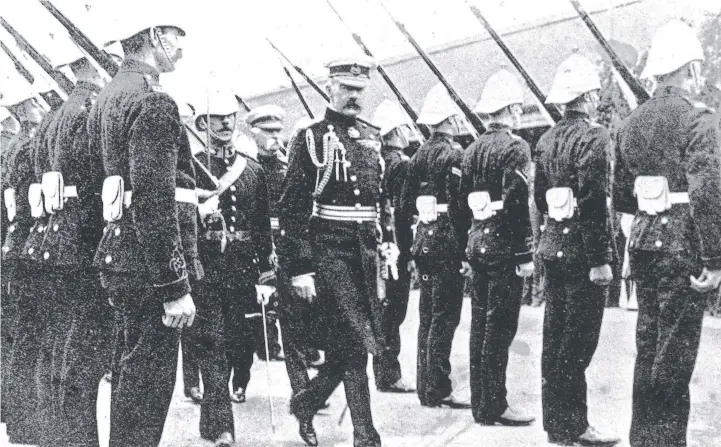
[3,290,721,446]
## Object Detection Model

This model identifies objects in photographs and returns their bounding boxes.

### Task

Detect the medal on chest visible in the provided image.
[348,127,360,139]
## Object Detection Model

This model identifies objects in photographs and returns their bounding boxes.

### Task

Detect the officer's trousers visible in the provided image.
[36,270,113,447]
[416,259,464,405]
[469,262,522,420]
[105,281,181,447]
[187,276,235,441]
[277,272,315,394]
[629,251,708,447]
[181,332,201,394]
[541,260,605,439]
[3,262,43,445]
[372,261,411,389]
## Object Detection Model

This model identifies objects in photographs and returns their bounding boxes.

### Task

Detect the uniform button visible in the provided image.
[386,225,392,231]
[350,175,357,182]
[556,251,563,258]
[230,226,235,232]
[231,216,236,222]
[8,224,14,233]
[355,203,361,209]
[661,217,668,225]
[630,241,635,248]
[53,224,59,232]
[481,247,486,254]
[231,196,237,202]
[2,246,8,254]
[103,227,108,233]
[231,206,237,212]
[540,225,545,232]
[563,227,569,234]
[655,240,662,248]
[422,247,429,254]
[422,274,429,281]
[38,226,44,233]
[280,229,286,236]
[224,158,230,165]
[43,252,50,260]
[114,228,121,236]
[483,228,489,234]
[428,230,433,235]
[354,189,360,196]
[28,248,34,255]
[230,185,236,192]
[105,255,112,264]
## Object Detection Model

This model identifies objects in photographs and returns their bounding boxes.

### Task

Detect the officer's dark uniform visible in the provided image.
[190,146,274,440]
[399,132,470,406]
[372,145,412,389]
[87,59,202,446]
[461,123,532,421]
[1,122,45,444]
[279,107,390,444]
[534,110,612,441]
[614,86,721,447]
[34,80,114,446]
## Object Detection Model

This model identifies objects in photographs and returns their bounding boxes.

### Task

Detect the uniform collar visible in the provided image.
[73,80,103,95]
[430,131,454,144]
[654,85,691,100]
[324,107,358,126]
[119,59,160,83]
[563,110,590,121]
[484,122,510,133]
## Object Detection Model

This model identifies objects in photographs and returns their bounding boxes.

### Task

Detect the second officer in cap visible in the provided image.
[462,69,535,426]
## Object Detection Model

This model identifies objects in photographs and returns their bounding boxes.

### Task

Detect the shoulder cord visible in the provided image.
[310,127,337,198]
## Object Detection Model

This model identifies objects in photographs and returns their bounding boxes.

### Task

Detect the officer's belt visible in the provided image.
[312,202,377,222]
[123,188,199,207]
[204,229,252,243]
[436,204,449,213]
[270,217,280,230]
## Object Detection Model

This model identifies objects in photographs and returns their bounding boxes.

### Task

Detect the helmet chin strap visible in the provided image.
[153,28,175,71]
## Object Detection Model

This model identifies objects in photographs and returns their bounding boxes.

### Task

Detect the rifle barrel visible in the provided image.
[266,37,330,102]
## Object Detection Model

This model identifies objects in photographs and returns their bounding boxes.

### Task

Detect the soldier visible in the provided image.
[535,53,619,446]
[462,69,535,426]
[87,5,201,445]
[614,20,721,447]
[400,83,472,409]
[34,46,114,446]
[0,107,17,153]
[0,74,48,445]
[370,99,415,393]
[245,104,287,361]
[279,57,397,447]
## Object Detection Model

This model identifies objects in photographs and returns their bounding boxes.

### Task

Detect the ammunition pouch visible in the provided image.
[546,187,576,221]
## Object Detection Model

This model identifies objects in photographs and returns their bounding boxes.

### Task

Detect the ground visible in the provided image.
[3,290,720,446]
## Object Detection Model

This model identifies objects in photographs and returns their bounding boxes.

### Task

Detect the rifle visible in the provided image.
[568,0,650,103]
[375,0,484,136]
[235,94,251,113]
[325,0,428,140]
[465,3,563,123]
[280,61,315,119]
[0,40,34,84]
[266,37,330,102]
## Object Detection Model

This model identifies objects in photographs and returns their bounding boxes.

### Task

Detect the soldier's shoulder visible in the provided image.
[357,119,381,138]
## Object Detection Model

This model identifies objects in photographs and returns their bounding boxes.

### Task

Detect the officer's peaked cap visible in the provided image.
[245,105,286,130]
[326,56,376,88]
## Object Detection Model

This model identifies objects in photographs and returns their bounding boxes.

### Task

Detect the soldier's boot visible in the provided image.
[344,368,381,447]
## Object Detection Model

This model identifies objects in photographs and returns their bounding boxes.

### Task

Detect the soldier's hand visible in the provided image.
[459,261,473,277]
[256,285,276,306]
[162,294,196,328]
[690,268,721,292]
[198,195,220,220]
[589,264,613,286]
[291,274,316,303]
[515,262,535,278]
[407,260,418,283]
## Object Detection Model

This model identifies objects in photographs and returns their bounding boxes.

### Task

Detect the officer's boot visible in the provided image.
[344,368,381,447]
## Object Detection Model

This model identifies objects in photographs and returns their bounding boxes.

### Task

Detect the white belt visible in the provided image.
[64,186,78,198]
[488,201,503,211]
[313,202,377,222]
[270,217,280,230]
[123,188,199,207]
[436,204,449,213]
[668,192,690,204]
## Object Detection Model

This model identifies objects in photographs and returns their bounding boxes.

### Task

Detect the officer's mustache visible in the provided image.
[344,100,361,111]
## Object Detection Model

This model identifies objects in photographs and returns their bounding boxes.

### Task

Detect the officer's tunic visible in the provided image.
[399,132,471,406]
[534,110,612,440]
[34,81,113,446]
[87,59,201,447]
[279,107,390,437]
[372,146,412,389]
[461,123,532,421]
[614,86,721,447]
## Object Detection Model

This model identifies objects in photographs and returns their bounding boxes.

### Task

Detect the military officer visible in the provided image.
[34,46,114,446]
[535,53,619,446]
[245,104,287,361]
[87,5,201,445]
[462,69,535,426]
[0,74,49,445]
[370,99,415,393]
[399,83,472,409]
[279,57,396,447]
[614,20,721,447]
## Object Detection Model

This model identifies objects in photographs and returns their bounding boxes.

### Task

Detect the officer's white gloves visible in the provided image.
[163,293,196,328]
[380,242,400,280]
[690,268,721,292]
[198,195,220,220]
[292,274,316,303]
[516,262,535,278]
[459,261,473,277]
[589,264,613,286]
[256,285,276,306]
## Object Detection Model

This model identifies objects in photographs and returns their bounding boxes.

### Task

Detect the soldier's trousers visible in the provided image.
[541,260,605,439]
[1,264,17,423]
[186,276,235,441]
[416,260,464,405]
[36,271,113,447]
[181,332,200,394]
[105,280,182,447]
[277,275,315,394]
[3,262,43,445]
[469,262,522,421]
[372,261,411,389]
[629,251,708,447]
